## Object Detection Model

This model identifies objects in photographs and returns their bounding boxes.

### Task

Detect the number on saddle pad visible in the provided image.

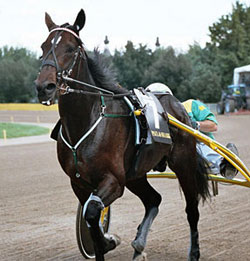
[133,88,172,144]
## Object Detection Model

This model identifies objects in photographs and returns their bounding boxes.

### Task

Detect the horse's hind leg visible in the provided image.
[171,160,202,261]
[126,176,162,259]
[182,186,200,261]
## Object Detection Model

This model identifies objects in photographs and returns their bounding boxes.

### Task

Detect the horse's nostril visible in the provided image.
[46,83,56,91]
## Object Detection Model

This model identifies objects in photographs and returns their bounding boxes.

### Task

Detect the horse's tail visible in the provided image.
[195,150,211,201]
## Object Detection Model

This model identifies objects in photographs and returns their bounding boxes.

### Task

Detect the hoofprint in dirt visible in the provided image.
[0,113,249,261]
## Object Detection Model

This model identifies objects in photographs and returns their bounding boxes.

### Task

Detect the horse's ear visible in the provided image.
[73,9,86,32]
[45,12,56,31]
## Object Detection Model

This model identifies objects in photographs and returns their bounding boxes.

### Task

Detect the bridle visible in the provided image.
[41,27,83,77]
[40,26,116,96]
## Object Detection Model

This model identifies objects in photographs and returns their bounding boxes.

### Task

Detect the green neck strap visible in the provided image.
[100,95,131,118]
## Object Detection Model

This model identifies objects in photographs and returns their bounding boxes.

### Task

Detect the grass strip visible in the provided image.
[0,122,49,138]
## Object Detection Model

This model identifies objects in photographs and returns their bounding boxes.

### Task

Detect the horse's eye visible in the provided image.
[39,56,43,60]
[66,46,75,53]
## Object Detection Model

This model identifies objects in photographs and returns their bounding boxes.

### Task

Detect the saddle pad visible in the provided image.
[133,88,172,144]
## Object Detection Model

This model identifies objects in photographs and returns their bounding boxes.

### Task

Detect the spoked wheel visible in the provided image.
[76,202,111,259]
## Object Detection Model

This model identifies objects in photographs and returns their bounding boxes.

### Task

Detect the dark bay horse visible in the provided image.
[35,9,210,261]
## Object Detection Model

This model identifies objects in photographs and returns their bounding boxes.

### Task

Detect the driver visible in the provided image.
[146,82,239,179]
[182,99,238,179]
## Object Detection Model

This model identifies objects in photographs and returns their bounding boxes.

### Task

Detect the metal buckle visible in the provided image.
[101,104,106,116]
[58,83,70,95]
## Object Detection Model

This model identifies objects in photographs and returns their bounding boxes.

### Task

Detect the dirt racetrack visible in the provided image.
[0,111,250,261]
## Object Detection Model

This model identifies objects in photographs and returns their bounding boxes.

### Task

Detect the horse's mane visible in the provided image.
[62,24,128,94]
[87,49,129,94]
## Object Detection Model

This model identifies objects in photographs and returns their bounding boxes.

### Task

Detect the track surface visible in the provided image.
[0,111,250,261]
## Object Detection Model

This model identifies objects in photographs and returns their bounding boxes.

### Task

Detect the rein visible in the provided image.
[58,74,129,97]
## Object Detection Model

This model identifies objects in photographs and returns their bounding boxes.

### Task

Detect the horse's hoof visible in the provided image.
[133,251,147,261]
[104,233,121,247]
[131,238,145,253]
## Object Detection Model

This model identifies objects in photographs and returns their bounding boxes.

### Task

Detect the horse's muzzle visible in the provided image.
[35,80,57,105]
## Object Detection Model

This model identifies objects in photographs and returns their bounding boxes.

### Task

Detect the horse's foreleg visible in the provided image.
[84,196,114,261]
[71,179,90,205]
[132,207,159,252]
[84,174,123,260]
[71,181,108,261]
[126,176,162,259]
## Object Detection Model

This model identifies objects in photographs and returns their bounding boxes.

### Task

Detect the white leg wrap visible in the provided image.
[82,193,105,231]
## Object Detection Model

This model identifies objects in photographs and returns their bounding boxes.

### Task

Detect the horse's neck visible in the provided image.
[58,60,99,145]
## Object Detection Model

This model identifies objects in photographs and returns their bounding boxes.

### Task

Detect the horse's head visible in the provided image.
[35,9,86,105]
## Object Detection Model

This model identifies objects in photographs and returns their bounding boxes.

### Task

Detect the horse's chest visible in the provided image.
[58,142,104,175]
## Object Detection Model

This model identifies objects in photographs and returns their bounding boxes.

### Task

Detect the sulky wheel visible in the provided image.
[76,202,111,259]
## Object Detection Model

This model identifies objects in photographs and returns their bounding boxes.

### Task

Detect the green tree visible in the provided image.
[0,46,39,102]
[143,47,192,99]
[181,43,222,102]
[112,41,153,89]
[207,1,250,88]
